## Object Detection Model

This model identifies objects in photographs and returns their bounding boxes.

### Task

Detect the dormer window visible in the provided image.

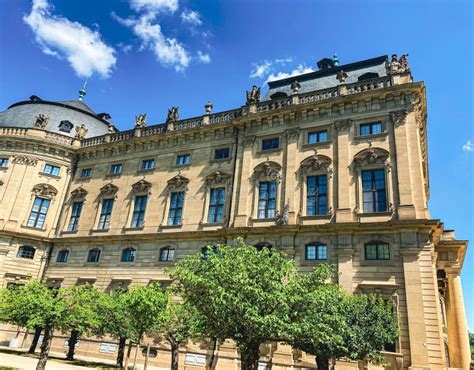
[58,120,74,133]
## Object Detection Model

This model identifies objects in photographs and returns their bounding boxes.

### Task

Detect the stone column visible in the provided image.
[400,248,430,369]
[445,267,470,369]
[334,120,352,222]
[233,137,254,227]
[284,129,299,224]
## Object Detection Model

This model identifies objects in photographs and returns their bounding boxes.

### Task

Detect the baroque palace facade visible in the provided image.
[0,54,470,369]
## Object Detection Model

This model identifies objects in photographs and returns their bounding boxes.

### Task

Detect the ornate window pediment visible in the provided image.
[71,186,87,198]
[100,183,119,196]
[131,179,152,193]
[300,154,332,176]
[353,147,390,169]
[252,161,282,181]
[32,183,58,198]
[205,170,231,186]
[167,174,189,191]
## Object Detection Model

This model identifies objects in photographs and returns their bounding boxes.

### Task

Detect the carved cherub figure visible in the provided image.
[246,85,261,105]
[135,113,147,128]
[167,107,179,123]
[34,114,49,129]
[75,124,88,140]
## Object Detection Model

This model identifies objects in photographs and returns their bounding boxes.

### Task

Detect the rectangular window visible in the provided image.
[27,197,50,229]
[142,159,155,170]
[98,198,114,230]
[159,248,175,262]
[168,192,184,225]
[0,158,8,167]
[67,201,83,231]
[306,175,327,215]
[131,195,147,228]
[176,154,190,165]
[262,138,279,151]
[185,353,206,366]
[305,244,328,260]
[362,169,387,212]
[43,164,60,176]
[360,122,382,136]
[80,168,92,178]
[365,243,390,260]
[258,181,276,219]
[110,164,122,174]
[308,130,328,144]
[214,148,230,160]
[208,187,225,223]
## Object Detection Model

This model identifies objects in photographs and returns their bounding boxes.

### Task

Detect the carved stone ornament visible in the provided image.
[166,107,179,123]
[353,147,390,169]
[388,53,410,74]
[71,186,87,198]
[12,155,38,166]
[131,179,152,193]
[100,183,119,196]
[284,128,299,139]
[336,70,348,83]
[252,161,282,181]
[243,137,256,146]
[390,110,409,126]
[135,113,147,128]
[32,183,58,198]
[300,155,332,176]
[276,202,290,226]
[167,174,189,191]
[246,85,261,105]
[34,114,49,129]
[334,119,353,132]
[75,124,88,140]
[205,170,231,186]
[290,81,301,93]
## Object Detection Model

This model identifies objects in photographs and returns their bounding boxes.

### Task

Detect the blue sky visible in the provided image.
[0,0,473,325]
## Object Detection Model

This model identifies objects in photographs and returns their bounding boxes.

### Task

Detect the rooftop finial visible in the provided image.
[78,80,87,101]
[333,53,339,66]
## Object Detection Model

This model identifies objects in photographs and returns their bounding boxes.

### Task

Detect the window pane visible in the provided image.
[365,244,377,260]
[308,132,317,144]
[317,245,328,260]
[360,124,370,136]
[372,122,382,134]
[306,245,316,260]
[378,244,390,259]
[318,131,328,142]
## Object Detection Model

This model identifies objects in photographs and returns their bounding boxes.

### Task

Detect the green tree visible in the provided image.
[169,238,336,370]
[154,300,195,370]
[469,332,474,359]
[59,284,104,361]
[0,280,67,370]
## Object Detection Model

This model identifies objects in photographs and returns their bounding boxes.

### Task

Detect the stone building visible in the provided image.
[0,54,470,369]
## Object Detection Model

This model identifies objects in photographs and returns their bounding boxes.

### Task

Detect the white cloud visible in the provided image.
[130,0,178,14]
[24,0,116,78]
[181,9,202,26]
[266,64,314,83]
[462,140,474,152]
[114,13,190,71]
[197,51,211,63]
[250,61,272,78]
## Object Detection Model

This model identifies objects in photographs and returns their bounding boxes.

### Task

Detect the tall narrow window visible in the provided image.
[208,187,225,223]
[56,249,69,263]
[306,175,327,215]
[168,192,184,225]
[362,169,387,212]
[98,199,114,230]
[131,195,147,228]
[258,181,276,218]
[67,201,83,232]
[27,197,50,229]
[121,247,136,262]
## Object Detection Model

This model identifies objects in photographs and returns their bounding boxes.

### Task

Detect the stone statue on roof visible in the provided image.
[389,54,410,74]
[135,113,147,128]
[34,114,49,129]
[246,85,261,105]
[75,124,88,140]
[167,107,179,123]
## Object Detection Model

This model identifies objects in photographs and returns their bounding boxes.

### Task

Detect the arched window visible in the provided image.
[87,248,101,263]
[201,245,219,260]
[159,247,175,262]
[364,241,390,260]
[305,243,327,260]
[56,249,69,263]
[17,246,35,259]
[255,242,273,252]
[121,247,136,263]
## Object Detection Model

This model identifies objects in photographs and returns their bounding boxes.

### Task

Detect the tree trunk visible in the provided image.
[239,343,260,370]
[28,326,42,354]
[116,336,126,367]
[132,341,140,369]
[124,340,132,370]
[144,343,150,370]
[205,338,217,370]
[171,341,179,370]
[35,324,53,370]
[66,329,79,361]
[316,356,329,370]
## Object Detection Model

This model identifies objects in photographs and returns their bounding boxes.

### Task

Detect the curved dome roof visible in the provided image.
[0,96,111,139]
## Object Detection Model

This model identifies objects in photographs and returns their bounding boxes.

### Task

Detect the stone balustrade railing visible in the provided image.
[78,75,394,148]
[0,127,28,136]
[1,126,79,147]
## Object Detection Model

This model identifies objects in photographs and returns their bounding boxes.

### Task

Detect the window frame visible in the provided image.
[306,174,328,216]
[307,130,328,144]
[67,201,83,232]
[261,137,280,151]
[257,180,277,219]
[364,242,390,261]
[80,168,92,178]
[56,249,70,263]
[176,154,191,166]
[121,247,136,263]
[141,159,156,170]
[214,147,230,160]
[43,164,61,177]
[87,248,101,263]
[110,163,123,175]
[0,158,9,168]
[130,195,148,228]
[27,196,51,229]
[305,243,328,261]
[359,121,383,136]
[361,169,387,213]
[97,198,114,230]
[17,246,36,260]
[207,187,226,224]
[159,247,175,262]
[168,191,185,226]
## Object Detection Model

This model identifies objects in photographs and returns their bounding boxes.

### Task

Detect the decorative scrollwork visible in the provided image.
[34,114,49,129]
[353,146,390,169]
[390,110,409,127]
[252,161,282,182]
[12,156,38,166]
[100,183,119,196]
[167,174,189,191]
[71,186,87,198]
[284,128,299,139]
[131,179,151,193]
[32,183,58,198]
[205,170,231,186]
[299,154,332,176]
